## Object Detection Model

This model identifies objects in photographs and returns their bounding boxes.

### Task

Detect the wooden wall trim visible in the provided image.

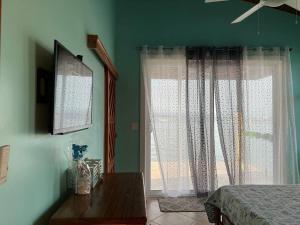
[87,34,118,79]
[87,34,118,174]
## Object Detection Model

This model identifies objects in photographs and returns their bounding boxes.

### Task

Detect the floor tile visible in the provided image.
[180,212,210,223]
[190,221,211,225]
[153,212,195,225]
[147,221,160,225]
[146,198,164,220]
[146,198,213,225]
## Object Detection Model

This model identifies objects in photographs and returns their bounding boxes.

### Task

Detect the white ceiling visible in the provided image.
[284,0,300,10]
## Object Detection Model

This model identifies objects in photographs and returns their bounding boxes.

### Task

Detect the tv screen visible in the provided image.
[52,40,93,134]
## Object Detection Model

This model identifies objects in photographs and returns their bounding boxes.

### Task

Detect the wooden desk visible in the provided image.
[50,173,147,225]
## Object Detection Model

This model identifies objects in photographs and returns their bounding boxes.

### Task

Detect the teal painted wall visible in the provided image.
[0,0,115,225]
[115,0,300,172]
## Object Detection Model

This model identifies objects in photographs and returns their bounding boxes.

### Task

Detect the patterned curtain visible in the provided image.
[242,47,299,185]
[141,46,193,197]
[186,47,243,196]
[214,48,243,185]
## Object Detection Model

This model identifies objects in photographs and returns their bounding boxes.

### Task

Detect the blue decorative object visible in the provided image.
[72,144,88,160]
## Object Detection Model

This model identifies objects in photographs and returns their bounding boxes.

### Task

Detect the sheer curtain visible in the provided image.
[242,47,299,184]
[141,46,299,198]
[141,46,192,197]
[186,47,242,195]
[186,48,218,196]
[213,47,243,186]
[186,46,299,191]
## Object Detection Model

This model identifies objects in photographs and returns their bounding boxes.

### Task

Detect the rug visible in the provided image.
[158,197,207,212]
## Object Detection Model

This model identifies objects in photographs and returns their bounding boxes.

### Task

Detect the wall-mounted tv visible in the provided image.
[52,40,93,134]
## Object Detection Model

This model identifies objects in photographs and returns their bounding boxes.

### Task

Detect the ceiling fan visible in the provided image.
[205,0,299,23]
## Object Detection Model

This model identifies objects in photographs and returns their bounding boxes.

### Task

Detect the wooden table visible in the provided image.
[50,173,147,225]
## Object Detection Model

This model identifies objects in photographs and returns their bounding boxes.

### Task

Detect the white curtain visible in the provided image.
[242,47,299,184]
[141,46,299,198]
[141,46,192,197]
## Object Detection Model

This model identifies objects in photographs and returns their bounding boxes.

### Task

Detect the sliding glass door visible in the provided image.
[142,77,274,196]
[143,77,228,196]
[144,77,193,196]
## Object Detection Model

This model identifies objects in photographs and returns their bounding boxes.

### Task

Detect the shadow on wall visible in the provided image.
[32,200,61,225]
[26,39,72,225]
[33,172,70,225]
[28,38,54,135]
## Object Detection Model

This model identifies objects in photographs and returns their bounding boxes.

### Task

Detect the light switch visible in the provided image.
[0,145,10,185]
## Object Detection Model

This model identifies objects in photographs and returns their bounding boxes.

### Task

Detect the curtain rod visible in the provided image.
[136,46,293,51]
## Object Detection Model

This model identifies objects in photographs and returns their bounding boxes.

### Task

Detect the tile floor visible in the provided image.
[146,198,213,225]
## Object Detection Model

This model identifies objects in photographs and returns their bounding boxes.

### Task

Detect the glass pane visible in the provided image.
[150,78,193,192]
[150,132,163,190]
[243,76,273,184]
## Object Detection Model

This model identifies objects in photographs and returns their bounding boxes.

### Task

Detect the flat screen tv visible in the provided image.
[52,40,93,134]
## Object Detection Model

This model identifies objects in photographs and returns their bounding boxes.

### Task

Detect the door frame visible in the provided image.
[87,35,118,173]
[140,74,151,195]
[104,67,117,173]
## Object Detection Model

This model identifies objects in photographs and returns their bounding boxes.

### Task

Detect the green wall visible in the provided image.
[115,0,300,172]
[0,0,115,224]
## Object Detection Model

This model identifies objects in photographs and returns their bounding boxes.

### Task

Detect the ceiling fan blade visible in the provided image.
[285,0,300,10]
[231,2,265,24]
[205,0,229,3]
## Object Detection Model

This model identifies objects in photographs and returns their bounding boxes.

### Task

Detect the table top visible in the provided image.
[50,172,147,225]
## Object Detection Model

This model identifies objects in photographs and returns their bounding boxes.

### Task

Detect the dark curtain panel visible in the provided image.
[186,47,243,197]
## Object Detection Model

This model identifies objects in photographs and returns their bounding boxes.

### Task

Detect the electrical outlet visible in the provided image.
[0,145,10,185]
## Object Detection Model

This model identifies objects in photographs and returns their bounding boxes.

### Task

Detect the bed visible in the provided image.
[204,185,300,225]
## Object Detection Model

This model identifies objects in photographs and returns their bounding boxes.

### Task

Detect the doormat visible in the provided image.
[158,197,206,212]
